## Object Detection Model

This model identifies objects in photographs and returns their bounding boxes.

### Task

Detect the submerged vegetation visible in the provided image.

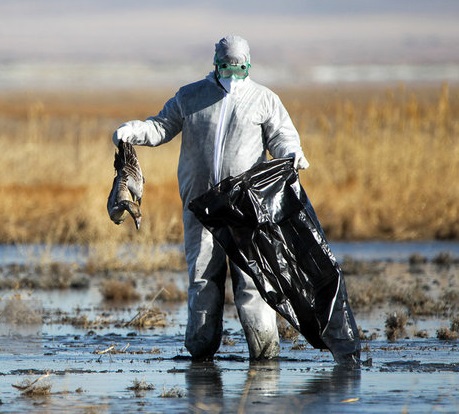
[0,83,458,246]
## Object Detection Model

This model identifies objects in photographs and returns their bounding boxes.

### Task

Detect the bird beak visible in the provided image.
[135,217,142,230]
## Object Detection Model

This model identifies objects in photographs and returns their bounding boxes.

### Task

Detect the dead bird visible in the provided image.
[107,141,144,230]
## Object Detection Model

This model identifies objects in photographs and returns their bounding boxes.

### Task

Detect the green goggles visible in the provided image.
[216,61,251,79]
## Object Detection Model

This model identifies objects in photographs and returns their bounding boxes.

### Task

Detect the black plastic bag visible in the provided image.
[189,158,360,365]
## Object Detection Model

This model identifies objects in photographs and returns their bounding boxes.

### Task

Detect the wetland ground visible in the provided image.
[0,242,458,413]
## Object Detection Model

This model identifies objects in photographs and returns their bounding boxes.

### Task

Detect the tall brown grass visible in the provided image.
[0,83,457,246]
[291,83,458,240]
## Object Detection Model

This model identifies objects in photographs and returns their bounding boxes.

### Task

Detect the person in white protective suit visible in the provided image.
[112,35,309,360]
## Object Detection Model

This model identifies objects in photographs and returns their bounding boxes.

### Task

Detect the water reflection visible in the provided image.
[185,360,282,413]
[299,365,361,398]
[185,359,361,413]
[243,360,281,397]
[235,360,281,413]
[265,365,361,412]
[186,361,224,413]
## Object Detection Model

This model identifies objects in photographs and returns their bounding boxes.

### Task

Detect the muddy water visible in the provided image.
[0,243,458,413]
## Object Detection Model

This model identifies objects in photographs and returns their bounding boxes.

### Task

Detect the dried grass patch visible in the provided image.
[1,84,458,244]
[125,305,168,329]
[84,243,186,275]
[159,386,185,398]
[100,280,140,303]
[145,281,187,302]
[57,313,112,330]
[391,284,443,316]
[0,293,42,325]
[436,327,459,340]
[451,315,459,332]
[277,319,299,341]
[127,378,155,396]
[93,343,161,355]
[346,274,391,310]
[436,315,459,340]
[385,310,408,341]
[12,373,51,396]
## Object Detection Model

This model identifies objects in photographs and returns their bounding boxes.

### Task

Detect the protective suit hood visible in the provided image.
[214,35,251,65]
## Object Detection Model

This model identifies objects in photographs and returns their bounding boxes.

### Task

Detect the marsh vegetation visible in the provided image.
[0,83,457,252]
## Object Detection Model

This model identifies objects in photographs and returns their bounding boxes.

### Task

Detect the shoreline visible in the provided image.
[1,62,459,93]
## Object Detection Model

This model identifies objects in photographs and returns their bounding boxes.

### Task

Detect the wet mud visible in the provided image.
[0,254,458,413]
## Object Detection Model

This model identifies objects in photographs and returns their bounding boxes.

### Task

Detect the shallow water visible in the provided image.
[1,285,458,413]
[1,240,459,266]
[1,334,458,413]
[330,240,459,262]
[0,242,458,413]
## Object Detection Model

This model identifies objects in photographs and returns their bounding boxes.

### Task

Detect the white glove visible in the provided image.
[112,123,134,146]
[293,153,310,170]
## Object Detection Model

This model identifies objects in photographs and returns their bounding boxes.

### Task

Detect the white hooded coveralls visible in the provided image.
[113,72,305,360]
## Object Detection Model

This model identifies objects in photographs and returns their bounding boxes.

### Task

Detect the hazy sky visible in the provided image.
[1,0,458,65]
[1,0,458,88]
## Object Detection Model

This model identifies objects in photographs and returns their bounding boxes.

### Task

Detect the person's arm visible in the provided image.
[263,92,309,170]
[112,94,183,147]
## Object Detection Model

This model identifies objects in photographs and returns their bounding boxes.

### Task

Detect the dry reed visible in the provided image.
[125,304,168,328]
[0,83,457,248]
[12,373,52,396]
[159,386,186,398]
[151,281,187,302]
[99,279,140,302]
[436,327,459,340]
[0,293,42,325]
[127,378,155,397]
[385,310,408,341]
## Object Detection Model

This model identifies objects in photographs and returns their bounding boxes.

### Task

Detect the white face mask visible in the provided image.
[219,77,244,94]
